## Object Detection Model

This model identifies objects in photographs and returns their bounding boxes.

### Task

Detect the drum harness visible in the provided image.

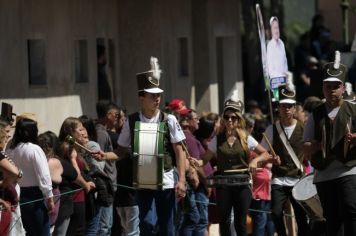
[275,121,304,174]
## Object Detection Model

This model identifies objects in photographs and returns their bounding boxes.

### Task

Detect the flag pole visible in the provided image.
[256,4,274,123]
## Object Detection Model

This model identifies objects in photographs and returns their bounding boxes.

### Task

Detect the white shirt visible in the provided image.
[118,111,185,189]
[261,123,299,186]
[7,142,53,198]
[267,38,288,78]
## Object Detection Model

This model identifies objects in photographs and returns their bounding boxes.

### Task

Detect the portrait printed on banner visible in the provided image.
[267,16,288,101]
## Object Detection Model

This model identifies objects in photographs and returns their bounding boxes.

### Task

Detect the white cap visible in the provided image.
[142,87,164,94]
[323,77,343,83]
[279,98,296,104]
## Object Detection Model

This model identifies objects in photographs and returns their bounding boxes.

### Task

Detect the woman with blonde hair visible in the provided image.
[203,92,279,236]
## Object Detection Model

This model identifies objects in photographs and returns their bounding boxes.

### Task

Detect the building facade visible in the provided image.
[0,0,244,133]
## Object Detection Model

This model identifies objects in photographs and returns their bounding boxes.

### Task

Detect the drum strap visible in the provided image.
[276,121,304,172]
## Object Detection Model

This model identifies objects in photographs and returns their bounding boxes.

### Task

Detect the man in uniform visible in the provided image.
[117,57,186,235]
[261,81,309,236]
[304,51,356,235]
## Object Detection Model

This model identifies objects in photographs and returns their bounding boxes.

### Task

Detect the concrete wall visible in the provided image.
[117,0,194,113]
[0,0,244,132]
[0,0,119,133]
[118,0,243,114]
[319,0,356,44]
[193,0,243,113]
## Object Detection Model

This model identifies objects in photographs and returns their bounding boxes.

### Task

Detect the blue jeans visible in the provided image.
[85,207,101,236]
[137,189,176,236]
[97,204,113,236]
[180,186,208,236]
[250,199,274,236]
[116,205,140,236]
[20,187,50,236]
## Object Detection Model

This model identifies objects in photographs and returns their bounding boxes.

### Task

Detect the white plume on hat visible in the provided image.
[150,57,162,80]
[224,87,244,113]
[285,71,295,93]
[345,82,353,96]
[334,51,340,69]
[227,88,240,103]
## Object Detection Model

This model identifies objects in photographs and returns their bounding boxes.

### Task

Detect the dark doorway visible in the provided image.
[97,38,112,101]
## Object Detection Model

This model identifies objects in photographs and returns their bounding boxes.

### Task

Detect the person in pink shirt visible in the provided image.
[244,113,275,236]
[250,154,275,236]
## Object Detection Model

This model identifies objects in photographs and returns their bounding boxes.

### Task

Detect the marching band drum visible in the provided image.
[206,173,251,188]
[292,174,325,221]
[207,168,252,188]
[132,122,165,190]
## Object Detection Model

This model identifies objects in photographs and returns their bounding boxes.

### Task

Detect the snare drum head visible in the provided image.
[292,174,317,201]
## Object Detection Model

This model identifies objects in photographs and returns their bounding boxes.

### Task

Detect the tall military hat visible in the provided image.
[1,102,16,123]
[136,57,163,93]
[323,51,347,83]
[278,72,296,104]
[223,89,244,113]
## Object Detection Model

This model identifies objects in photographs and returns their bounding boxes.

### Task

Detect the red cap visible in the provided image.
[176,108,190,116]
[168,99,185,111]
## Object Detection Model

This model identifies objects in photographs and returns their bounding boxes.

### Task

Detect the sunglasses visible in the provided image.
[223,115,239,121]
[279,103,295,109]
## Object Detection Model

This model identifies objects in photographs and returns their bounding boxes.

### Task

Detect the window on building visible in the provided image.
[108,39,116,100]
[27,39,46,85]
[178,37,189,78]
[74,40,88,83]
[97,38,112,101]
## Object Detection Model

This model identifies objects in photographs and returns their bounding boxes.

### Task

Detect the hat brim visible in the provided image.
[279,99,296,104]
[176,108,190,115]
[14,112,45,127]
[323,77,343,83]
[223,105,242,113]
[143,88,164,93]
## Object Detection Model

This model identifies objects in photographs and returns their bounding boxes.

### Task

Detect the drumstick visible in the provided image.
[231,165,263,170]
[224,168,263,173]
[65,135,93,153]
[64,135,118,160]
[262,133,277,157]
[346,118,355,149]
[346,116,351,134]
[224,168,249,173]
[182,142,200,169]
[180,141,201,170]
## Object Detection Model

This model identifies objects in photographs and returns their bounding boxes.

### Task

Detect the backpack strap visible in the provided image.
[275,121,304,172]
